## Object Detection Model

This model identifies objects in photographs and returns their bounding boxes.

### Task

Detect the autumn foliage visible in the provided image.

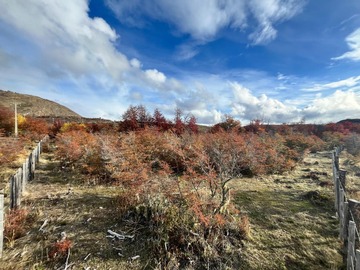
[4,209,33,246]
[53,110,334,267]
[49,106,360,268]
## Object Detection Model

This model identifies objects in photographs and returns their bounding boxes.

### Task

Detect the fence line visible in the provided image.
[0,194,4,259]
[332,146,360,270]
[0,136,48,258]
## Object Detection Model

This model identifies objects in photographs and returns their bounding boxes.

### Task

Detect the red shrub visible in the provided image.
[19,117,49,141]
[0,106,14,135]
[49,239,72,259]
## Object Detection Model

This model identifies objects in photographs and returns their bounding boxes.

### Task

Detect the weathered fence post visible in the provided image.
[348,221,356,269]
[10,171,22,210]
[356,250,360,270]
[28,152,34,181]
[343,201,349,240]
[334,147,340,171]
[26,156,30,182]
[339,188,348,240]
[22,162,26,194]
[32,149,36,174]
[17,168,22,196]
[332,150,339,213]
[349,199,360,230]
[339,170,347,192]
[10,176,15,209]
[0,194,4,258]
[36,142,40,163]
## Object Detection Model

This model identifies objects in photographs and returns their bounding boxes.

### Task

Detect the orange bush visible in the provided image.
[4,208,32,245]
[0,138,25,166]
[55,130,106,178]
[19,117,49,141]
[0,106,14,135]
[49,239,72,259]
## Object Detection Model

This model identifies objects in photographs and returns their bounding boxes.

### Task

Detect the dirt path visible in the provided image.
[1,148,346,269]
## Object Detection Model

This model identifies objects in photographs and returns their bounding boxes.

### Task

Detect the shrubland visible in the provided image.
[3,102,360,268]
[0,106,49,169]
[53,106,348,268]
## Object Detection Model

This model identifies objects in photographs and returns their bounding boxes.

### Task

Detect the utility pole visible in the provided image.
[14,103,18,137]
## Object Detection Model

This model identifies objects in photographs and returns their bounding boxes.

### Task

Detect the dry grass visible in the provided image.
[233,151,343,269]
[337,151,360,201]
[0,148,347,269]
[0,150,142,270]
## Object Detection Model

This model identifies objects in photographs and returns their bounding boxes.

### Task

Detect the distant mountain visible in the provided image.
[0,90,81,118]
[337,119,360,124]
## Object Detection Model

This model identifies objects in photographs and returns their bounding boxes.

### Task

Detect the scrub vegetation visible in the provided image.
[1,103,360,269]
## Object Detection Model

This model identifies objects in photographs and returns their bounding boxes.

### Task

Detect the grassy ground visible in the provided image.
[337,151,360,201]
[233,151,343,269]
[1,148,144,270]
[1,147,345,269]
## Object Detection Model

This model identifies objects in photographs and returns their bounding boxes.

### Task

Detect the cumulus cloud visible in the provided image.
[1,0,359,125]
[130,58,142,68]
[106,0,305,44]
[0,0,129,80]
[333,28,360,61]
[145,69,167,84]
[303,90,360,122]
[0,0,180,118]
[230,82,299,122]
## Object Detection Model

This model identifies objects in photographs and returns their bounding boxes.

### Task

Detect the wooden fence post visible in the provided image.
[356,250,360,270]
[332,151,339,212]
[29,152,34,181]
[27,155,31,182]
[339,170,347,192]
[343,201,349,241]
[36,143,40,163]
[22,162,26,194]
[335,147,340,171]
[32,149,36,173]
[348,221,356,269]
[0,194,4,258]
[10,176,15,209]
[348,199,360,229]
[339,188,348,240]
[336,171,341,215]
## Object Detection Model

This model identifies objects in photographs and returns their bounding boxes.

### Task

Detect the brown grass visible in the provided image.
[232,151,343,269]
[0,147,346,269]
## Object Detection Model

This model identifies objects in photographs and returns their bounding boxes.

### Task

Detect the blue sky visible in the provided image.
[0,0,360,124]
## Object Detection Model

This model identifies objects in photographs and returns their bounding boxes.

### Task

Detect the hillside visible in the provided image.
[0,90,80,118]
[338,119,360,124]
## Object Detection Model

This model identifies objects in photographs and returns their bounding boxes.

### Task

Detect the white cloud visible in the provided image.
[145,69,166,84]
[303,90,360,122]
[130,58,142,68]
[175,43,200,61]
[0,0,177,118]
[1,0,358,125]
[303,76,360,92]
[106,0,305,44]
[332,28,360,61]
[0,0,130,80]
[230,82,299,123]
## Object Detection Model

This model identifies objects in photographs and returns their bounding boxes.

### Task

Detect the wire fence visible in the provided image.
[332,146,360,270]
[0,135,48,258]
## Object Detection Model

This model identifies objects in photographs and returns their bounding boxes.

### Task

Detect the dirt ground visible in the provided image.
[0,148,349,269]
